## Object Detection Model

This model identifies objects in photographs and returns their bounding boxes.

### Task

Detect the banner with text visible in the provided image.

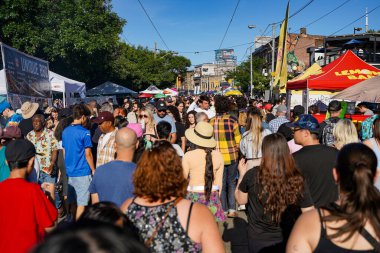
[1,43,51,98]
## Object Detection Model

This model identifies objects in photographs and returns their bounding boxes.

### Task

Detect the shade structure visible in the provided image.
[287,50,380,91]
[225,90,242,96]
[138,93,153,98]
[163,88,178,96]
[288,63,322,82]
[154,93,166,98]
[86,81,137,96]
[140,85,162,94]
[332,75,380,102]
[344,39,365,45]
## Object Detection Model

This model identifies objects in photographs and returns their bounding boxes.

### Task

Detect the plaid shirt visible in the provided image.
[269,116,289,133]
[96,128,117,167]
[210,114,241,165]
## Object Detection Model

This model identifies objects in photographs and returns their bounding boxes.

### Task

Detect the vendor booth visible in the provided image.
[49,71,86,107]
[287,50,380,124]
[86,81,137,96]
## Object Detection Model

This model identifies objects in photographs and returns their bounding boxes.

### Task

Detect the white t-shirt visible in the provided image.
[172,144,184,158]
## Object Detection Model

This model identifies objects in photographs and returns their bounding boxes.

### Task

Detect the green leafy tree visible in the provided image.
[0,0,126,87]
[225,57,270,92]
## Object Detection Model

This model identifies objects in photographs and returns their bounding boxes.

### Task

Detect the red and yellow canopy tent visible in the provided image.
[287,50,380,91]
[286,50,380,123]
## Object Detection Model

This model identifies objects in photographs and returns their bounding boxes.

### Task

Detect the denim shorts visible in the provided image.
[67,175,92,206]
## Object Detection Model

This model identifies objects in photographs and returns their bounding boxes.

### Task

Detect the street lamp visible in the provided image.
[248,25,256,98]
[354,27,362,34]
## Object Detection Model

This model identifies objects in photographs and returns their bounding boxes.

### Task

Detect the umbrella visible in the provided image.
[344,39,364,45]
[332,75,380,102]
[225,90,243,96]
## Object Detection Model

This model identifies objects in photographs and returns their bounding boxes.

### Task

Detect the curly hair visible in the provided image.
[133,141,187,202]
[258,133,304,224]
[214,95,230,114]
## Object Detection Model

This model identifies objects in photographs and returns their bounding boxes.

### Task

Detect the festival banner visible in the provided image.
[1,43,51,98]
[274,1,290,93]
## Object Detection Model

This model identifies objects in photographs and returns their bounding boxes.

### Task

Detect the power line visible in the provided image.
[136,0,170,50]
[303,0,352,28]
[288,0,315,20]
[218,0,241,49]
[176,41,253,54]
[329,4,380,35]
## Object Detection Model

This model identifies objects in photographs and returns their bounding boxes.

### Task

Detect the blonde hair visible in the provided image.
[139,107,154,130]
[246,109,264,157]
[333,119,359,150]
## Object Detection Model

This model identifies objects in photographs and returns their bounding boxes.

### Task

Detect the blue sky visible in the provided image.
[112,0,380,67]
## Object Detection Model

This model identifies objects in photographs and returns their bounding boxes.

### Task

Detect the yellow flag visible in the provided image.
[274,1,290,93]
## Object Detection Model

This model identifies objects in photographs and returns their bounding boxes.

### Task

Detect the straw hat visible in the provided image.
[21,101,39,119]
[185,122,216,148]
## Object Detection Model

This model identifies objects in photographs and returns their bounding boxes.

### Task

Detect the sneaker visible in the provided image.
[237,205,246,211]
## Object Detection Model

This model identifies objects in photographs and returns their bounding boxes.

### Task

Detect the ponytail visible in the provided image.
[324,143,380,242]
[203,148,214,202]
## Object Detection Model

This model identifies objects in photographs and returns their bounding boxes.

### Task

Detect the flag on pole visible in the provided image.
[274,1,290,93]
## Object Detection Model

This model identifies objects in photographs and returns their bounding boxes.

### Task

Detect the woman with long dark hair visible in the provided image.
[167,105,186,151]
[183,122,225,222]
[287,143,380,253]
[236,133,313,253]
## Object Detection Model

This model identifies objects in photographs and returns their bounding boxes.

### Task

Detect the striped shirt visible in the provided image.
[210,114,241,165]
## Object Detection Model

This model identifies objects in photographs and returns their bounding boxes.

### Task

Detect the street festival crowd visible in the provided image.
[0,93,379,253]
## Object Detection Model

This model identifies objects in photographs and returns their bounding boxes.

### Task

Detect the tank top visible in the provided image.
[126,199,202,253]
[314,208,380,253]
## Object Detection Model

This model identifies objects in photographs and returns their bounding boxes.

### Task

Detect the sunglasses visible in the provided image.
[157,110,166,113]
[139,114,148,118]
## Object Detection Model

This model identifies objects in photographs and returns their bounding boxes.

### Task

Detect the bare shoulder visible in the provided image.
[363,139,372,148]
[120,198,134,213]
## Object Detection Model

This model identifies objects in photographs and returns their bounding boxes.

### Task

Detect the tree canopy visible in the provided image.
[225,57,270,93]
[0,0,191,90]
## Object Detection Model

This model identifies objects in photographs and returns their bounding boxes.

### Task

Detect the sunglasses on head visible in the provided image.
[139,114,148,118]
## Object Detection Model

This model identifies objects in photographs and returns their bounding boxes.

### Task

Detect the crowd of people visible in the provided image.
[0,94,379,253]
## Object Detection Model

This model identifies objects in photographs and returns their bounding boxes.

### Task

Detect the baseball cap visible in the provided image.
[328,100,342,112]
[2,126,22,139]
[126,123,143,138]
[0,102,11,114]
[92,111,114,124]
[166,96,173,103]
[277,105,287,113]
[156,101,167,111]
[287,114,319,133]
[6,139,37,162]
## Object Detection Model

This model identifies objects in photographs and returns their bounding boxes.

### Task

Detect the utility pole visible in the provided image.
[248,25,256,98]
[365,8,368,33]
[271,23,275,94]
[154,42,157,59]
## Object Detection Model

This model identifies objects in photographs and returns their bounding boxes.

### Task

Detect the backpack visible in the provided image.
[360,114,378,141]
[322,118,339,146]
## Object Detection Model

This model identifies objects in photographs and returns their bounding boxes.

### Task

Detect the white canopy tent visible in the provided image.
[0,69,86,106]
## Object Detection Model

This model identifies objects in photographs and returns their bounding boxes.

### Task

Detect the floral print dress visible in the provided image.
[126,199,202,253]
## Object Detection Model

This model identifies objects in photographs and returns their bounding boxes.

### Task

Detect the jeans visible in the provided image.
[38,171,61,209]
[221,162,238,212]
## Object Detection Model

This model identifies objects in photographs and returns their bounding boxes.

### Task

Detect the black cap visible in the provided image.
[156,101,167,111]
[328,100,342,113]
[6,139,37,162]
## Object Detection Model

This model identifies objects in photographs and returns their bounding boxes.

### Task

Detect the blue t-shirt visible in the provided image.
[0,147,10,182]
[62,124,92,177]
[88,160,136,206]
[153,114,177,133]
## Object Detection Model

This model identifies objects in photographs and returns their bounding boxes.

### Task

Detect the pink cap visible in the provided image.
[126,123,143,138]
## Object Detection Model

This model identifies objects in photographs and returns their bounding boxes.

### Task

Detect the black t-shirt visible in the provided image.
[266,113,275,123]
[293,144,338,208]
[239,168,313,242]
[175,122,185,146]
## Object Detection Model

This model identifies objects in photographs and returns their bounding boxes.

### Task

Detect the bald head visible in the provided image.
[115,127,137,150]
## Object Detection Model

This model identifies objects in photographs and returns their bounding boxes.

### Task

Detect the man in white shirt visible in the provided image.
[187,95,216,119]
[357,102,374,116]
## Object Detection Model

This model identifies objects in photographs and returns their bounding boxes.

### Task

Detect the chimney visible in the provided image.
[300,28,307,35]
